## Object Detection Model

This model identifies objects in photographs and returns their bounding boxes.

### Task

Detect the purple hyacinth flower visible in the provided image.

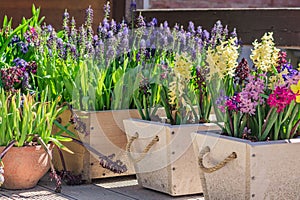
[14,58,28,71]
[10,35,20,46]
[18,42,28,54]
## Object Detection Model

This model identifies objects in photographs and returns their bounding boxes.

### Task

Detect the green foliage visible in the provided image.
[0,88,69,148]
[0,5,43,68]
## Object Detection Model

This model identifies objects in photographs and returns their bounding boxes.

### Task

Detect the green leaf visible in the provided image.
[2,15,8,30]
[54,135,73,142]
[257,103,262,137]
[53,120,76,138]
[32,4,36,15]
[48,137,74,154]
[261,109,278,140]
[282,101,295,123]
[233,112,239,137]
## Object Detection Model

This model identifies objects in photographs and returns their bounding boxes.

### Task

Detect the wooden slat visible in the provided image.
[0,185,74,199]
[0,173,204,199]
[94,177,205,200]
[39,176,135,200]
[112,0,126,22]
[0,0,106,30]
[137,8,300,47]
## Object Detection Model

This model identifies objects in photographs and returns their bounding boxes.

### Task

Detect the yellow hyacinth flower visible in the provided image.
[250,32,280,72]
[168,53,192,106]
[291,80,300,103]
[206,37,239,79]
[173,53,193,80]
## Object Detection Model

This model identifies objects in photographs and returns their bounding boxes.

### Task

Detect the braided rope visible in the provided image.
[199,146,237,173]
[126,132,159,163]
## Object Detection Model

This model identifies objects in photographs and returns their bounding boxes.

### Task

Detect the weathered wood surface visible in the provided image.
[0,174,204,200]
[0,0,124,30]
[124,119,220,196]
[53,110,140,182]
[192,131,300,200]
[138,8,300,48]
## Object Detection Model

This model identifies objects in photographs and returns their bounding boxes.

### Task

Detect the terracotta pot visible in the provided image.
[0,145,51,190]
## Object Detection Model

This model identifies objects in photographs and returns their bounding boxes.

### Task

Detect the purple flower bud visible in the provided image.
[85,6,94,25]
[150,18,158,26]
[188,21,195,34]
[123,27,129,36]
[111,19,117,32]
[104,2,111,18]
[63,9,70,33]
[202,30,210,42]
[163,21,168,29]
[57,38,63,48]
[47,25,53,32]
[130,0,137,11]
[93,35,98,42]
[196,26,202,36]
[63,9,69,19]
[223,25,229,38]
[174,23,179,31]
[103,18,110,30]
[231,28,237,38]
[107,30,114,38]
[137,14,146,27]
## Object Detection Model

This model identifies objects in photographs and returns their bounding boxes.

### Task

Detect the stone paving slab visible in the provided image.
[0,174,204,200]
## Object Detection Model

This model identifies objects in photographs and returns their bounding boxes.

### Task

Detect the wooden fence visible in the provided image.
[1,2,300,49]
[0,0,126,30]
[138,8,300,48]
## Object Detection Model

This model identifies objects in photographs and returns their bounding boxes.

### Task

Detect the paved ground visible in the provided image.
[0,174,204,200]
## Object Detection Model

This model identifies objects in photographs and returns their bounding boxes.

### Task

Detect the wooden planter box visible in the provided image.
[53,109,141,182]
[123,118,220,196]
[192,131,300,200]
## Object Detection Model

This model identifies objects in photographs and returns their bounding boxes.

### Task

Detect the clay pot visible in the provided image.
[0,145,51,189]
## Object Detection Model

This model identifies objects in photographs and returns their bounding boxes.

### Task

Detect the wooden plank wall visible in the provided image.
[0,0,126,30]
[1,2,300,49]
[137,8,300,48]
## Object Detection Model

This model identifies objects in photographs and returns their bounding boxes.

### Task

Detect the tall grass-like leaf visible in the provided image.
[261,108,278,141]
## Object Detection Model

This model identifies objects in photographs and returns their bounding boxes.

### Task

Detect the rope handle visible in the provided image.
[199,146,237,173]
[126,132,159,163]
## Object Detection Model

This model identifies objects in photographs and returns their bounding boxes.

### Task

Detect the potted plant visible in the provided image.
[0,6,74,191]
[123,21,237,196]
[192,32,300,199]
[39,3,143,181]
[0,87,71,191]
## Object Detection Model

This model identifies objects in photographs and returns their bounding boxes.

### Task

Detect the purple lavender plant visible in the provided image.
[104,1,111,19]
[63,9,70,40]
[85,6,94,41]
[69,17,77,44]
[137,13,146,28]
